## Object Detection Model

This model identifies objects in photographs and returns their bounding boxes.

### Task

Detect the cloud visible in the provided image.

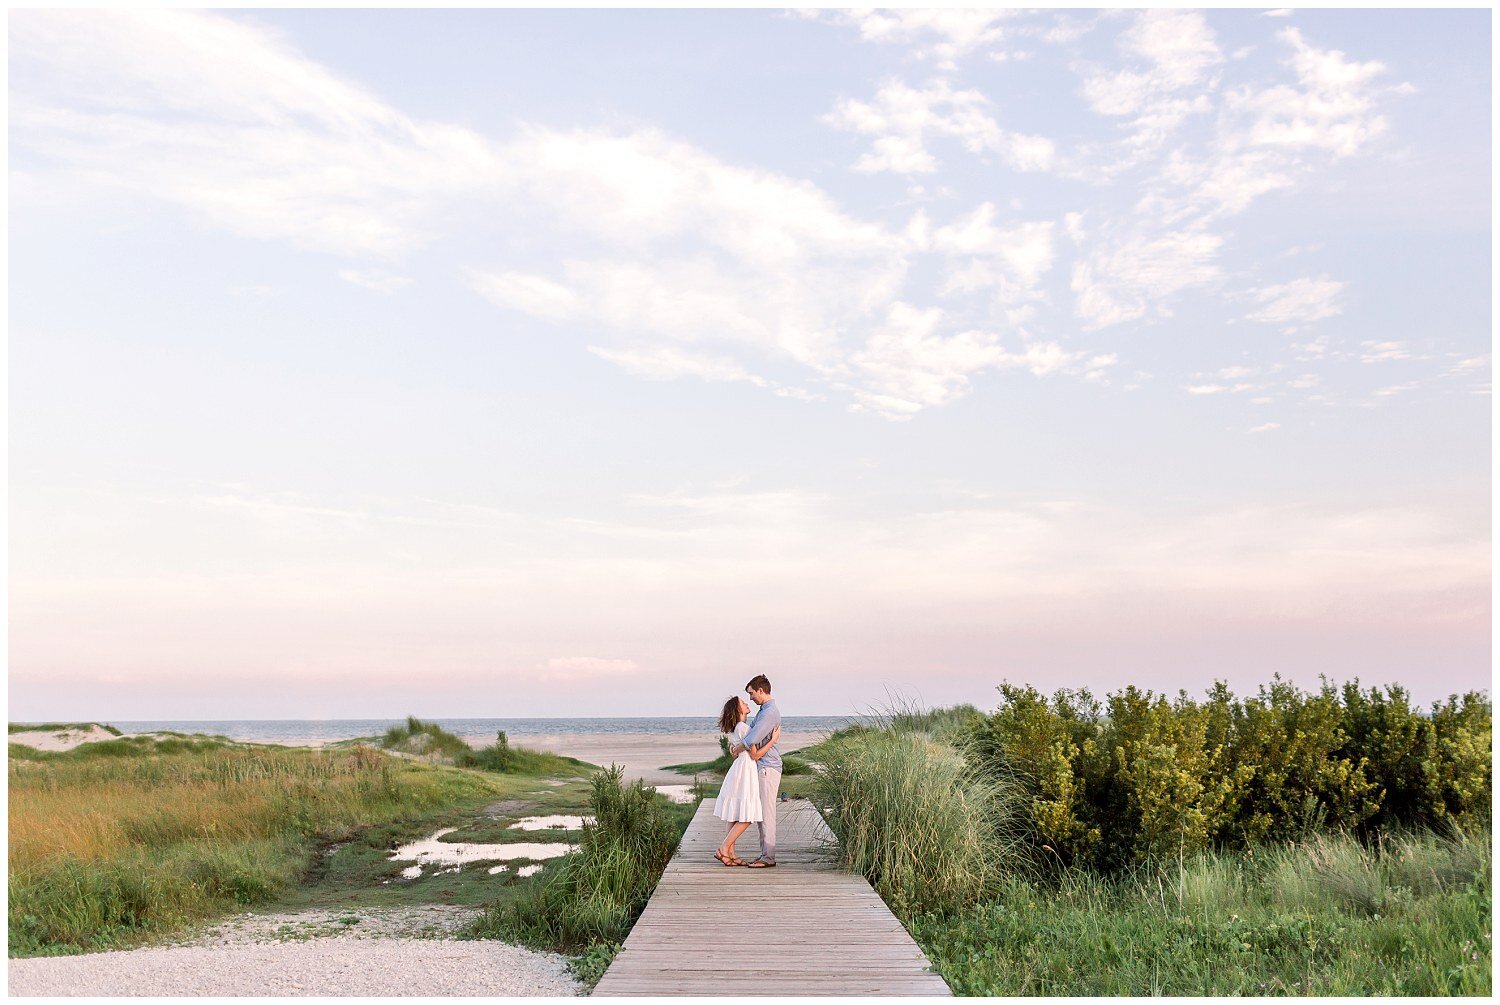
[467,270,583,322]
[1080,9,1224,156]
[925,205,1057,300]
[1248,422,1282,433]
[1244,275,1345,328]
[1072,228,1224,329]
[338,269,412,294]
[826,79,1054,175]
[800,8,1021,66]
[10,10,502,257]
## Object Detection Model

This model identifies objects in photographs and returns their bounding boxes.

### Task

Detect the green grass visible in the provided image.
[811,723,1031,916]
[812,700,1493,996]
[378,716,588,776]
[7,737,583,957]
[9,722,122,735]
[467,766,697,989]
[909,826,1491,995]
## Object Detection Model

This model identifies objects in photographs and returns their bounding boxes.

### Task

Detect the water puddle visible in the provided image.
[488,863,545,878]
[653,784,697,804]
[388,827,572,875]
[509,815,588,831]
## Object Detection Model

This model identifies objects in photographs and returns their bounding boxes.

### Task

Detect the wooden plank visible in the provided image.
[592,800,950,997]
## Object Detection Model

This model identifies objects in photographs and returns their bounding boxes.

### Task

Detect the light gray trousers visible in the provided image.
[755,765,782,863]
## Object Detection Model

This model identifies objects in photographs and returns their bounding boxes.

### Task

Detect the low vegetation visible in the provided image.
[378,716,589,775]
[8,740,506,956]
[468,766,696,986]
[911,826,1491,995]
[811,677,1492,996]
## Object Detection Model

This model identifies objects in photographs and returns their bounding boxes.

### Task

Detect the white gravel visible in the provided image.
[7,908,582,997]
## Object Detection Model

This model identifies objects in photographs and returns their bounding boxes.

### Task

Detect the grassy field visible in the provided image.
[808,688,1493,997]
[912,827,1491,995]
[7,729,593,957]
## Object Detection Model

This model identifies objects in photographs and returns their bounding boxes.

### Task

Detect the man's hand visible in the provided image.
[729,744,745,756]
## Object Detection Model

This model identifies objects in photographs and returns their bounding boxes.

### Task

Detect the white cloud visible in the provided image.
[1245,275,1345,327]
[926,205,1056,300]
[10,10,503,257]
[826,79,1054,175]
[587,345,764,386]
[1360,340,1421,364]
[801,8,1021,66]
[1073,228,1224,329]
[1249,422,1282,433]
[467,270,582,322]
[337,269,412,294]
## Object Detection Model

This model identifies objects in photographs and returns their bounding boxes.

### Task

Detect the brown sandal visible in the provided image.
[746,859,776,868]
[713,850,737,867]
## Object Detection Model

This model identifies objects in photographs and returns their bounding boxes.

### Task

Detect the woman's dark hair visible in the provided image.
[718,697,743,735]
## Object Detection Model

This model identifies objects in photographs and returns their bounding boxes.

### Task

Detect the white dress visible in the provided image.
[712,721,763,823]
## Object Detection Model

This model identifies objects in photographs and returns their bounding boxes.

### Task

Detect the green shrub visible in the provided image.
[961,676,1490,874]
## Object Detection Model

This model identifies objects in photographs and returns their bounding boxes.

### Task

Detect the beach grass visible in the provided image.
[378,716,589,775]
[467,765,697,987]
[7,741,521,956]
[812,690,1492,996]
[910,826,1491,995]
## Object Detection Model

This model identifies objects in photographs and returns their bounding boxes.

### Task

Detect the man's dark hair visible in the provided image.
[745,674,771,694]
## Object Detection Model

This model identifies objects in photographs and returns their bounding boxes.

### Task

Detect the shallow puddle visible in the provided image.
[508,815,588,831]
[652,784,697,804]
[388,827,572,873]
[488,863,545,877]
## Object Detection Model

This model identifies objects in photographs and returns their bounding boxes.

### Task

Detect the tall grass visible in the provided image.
[911,826,1491,995]
[811,722,1030,916]
[8,743,498,956]
[470,766,687,954]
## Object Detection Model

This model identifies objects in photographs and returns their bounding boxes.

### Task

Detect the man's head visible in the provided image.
[745,674,772,705]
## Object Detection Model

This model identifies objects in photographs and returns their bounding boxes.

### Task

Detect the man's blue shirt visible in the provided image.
[738,698,782,770]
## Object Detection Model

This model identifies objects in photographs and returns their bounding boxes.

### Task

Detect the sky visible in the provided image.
[7,7,1491,720]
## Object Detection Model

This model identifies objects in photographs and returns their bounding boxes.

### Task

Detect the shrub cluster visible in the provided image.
[962,675,1491,872]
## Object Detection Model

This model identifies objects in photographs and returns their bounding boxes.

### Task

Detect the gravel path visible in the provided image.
[7,908,582,997]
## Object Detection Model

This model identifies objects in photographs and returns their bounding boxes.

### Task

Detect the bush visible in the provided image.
[961,676,1490,874]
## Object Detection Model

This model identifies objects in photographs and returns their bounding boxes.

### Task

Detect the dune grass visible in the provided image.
[378,716,588,775]
[468,766,697,987]
[7,741,505,957]
[911,826,1492,995]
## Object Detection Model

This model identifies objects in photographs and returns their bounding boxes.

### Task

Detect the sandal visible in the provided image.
[727,854,748,866]
[712,850,737,867]
[746,859,777,868]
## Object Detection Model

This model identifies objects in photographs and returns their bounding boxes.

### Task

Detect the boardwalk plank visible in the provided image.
[592,800,950,997]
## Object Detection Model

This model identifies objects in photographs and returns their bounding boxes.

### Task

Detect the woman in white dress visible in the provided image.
[712,696,781,867]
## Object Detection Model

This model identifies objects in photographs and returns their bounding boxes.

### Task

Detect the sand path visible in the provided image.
[6,907,579,997]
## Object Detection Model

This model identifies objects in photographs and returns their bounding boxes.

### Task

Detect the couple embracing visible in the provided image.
[710,674,782,868]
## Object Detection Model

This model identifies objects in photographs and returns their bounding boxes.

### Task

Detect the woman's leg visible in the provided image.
[724,821,752,861]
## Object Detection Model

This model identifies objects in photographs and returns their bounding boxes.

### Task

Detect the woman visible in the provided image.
[712,695,780,867]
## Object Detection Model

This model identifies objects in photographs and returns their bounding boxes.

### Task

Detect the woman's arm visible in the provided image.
[748,725,781,761]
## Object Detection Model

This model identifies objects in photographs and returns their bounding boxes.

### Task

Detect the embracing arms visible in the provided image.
[746,725,780,760]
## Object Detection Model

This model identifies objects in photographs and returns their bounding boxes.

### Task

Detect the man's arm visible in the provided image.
[731,705,777,754]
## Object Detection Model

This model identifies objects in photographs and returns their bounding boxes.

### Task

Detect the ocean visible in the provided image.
[105,716,868,743]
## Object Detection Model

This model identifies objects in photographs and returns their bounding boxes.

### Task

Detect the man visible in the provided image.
[728,674,781,867]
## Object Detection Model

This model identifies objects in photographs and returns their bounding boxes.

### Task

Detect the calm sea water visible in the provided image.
[107,716,867,742]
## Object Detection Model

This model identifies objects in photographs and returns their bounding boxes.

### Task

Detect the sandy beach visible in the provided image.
[517,731,828,785]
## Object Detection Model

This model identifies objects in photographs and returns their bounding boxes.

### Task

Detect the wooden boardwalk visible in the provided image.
[592,799,951,996]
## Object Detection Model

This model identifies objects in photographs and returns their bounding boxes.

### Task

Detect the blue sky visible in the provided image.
[8,8,1490,719]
